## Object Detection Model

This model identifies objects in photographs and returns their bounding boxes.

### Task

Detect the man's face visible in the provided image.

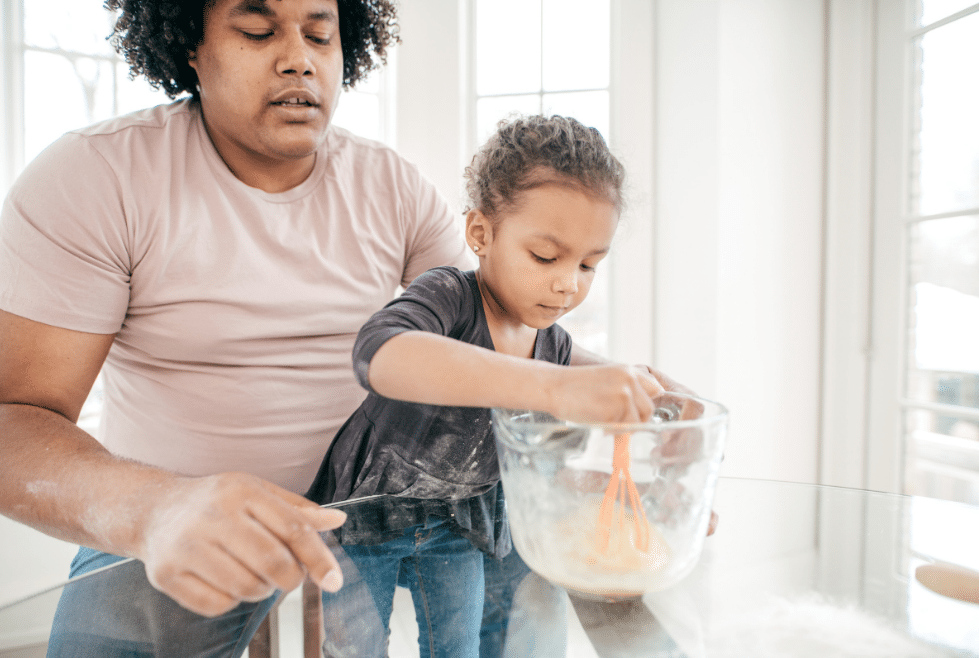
[188,0,344,189]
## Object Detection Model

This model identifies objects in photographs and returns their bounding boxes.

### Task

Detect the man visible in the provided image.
[0,0,471,650]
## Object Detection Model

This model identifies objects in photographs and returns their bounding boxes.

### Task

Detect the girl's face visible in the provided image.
[468,182,618,330]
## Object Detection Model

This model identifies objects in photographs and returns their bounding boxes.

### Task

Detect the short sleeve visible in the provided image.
[555,326,573,366]
[0,133,132,334]
[352,267,474,390]
[399,167,475,287]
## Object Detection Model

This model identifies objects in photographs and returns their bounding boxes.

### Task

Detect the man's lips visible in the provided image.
[272,98,316,106]
[269,89,320,107]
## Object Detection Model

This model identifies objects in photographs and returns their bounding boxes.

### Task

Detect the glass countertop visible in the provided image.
[2,477,977,657]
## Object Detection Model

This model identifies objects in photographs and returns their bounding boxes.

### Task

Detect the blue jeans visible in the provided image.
[328,518,485,658]
[45,541,386,658]
[480,548,531,658]
[46,547,280,658]
[45,534,507,658]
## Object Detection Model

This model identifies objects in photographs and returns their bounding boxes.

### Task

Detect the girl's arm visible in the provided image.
[366,331,663,424]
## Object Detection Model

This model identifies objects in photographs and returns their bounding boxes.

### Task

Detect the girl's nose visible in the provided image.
[552,268,579,295]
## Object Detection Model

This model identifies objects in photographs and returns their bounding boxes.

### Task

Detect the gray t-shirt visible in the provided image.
[306,266,572,555]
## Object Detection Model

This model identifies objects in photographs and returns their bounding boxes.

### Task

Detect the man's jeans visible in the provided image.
[45,547,280,658]
[329,518,485,658]
[45,540,386,658]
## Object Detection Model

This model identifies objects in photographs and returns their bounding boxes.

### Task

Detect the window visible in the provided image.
[902,1,979,505]
[471,0,612,355]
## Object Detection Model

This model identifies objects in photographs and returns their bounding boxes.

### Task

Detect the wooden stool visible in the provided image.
[248,576,325,658]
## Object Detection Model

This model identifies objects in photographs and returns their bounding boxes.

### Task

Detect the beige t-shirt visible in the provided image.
[0,99,471,493]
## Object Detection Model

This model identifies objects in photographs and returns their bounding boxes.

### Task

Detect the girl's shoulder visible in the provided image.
[403,266,478,303]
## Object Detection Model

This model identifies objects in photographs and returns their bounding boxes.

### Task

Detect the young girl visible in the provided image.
[307,115,663,658]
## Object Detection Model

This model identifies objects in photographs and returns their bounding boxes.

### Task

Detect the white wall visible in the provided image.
[654,0,827,484]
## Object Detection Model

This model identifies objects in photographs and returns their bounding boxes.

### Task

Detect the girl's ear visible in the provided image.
[465,209,492,253]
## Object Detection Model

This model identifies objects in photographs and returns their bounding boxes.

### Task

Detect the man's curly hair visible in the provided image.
[464,115,626,221]
[104,0,400,99]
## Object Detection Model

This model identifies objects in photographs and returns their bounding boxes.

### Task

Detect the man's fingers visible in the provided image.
[148,569,241,618]
[191,544,276,603]
[246,497,344,593]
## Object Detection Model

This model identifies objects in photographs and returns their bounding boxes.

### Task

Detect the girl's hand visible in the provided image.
[545,364,665,424]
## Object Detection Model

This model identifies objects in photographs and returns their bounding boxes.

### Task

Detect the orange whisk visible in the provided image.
[595,433,650,555]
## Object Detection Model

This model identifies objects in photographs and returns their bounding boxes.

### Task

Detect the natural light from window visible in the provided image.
[474,0,612,356]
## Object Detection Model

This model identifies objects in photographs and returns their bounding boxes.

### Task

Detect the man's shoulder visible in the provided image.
[323,125,423,183]
[71,98,196,142]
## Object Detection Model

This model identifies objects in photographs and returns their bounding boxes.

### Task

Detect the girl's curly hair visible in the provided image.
[103,0,400,99]
[464,115,626,221]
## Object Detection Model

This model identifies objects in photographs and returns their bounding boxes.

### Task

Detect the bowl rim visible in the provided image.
[491,392,729,433]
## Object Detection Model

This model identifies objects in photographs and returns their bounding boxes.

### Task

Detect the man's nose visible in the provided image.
[277,30,316,77]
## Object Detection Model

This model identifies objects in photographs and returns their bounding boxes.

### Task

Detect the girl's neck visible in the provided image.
[476,270,538,359]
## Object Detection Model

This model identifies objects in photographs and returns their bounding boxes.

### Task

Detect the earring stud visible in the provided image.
[473,245,480,252]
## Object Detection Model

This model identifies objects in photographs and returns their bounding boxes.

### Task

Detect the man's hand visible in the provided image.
[138,473,346,617]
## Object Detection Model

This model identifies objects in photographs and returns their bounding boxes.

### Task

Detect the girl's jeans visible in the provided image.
[328,518,485,658]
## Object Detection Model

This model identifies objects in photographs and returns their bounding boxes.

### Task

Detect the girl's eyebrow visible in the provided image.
[532,233,610,257]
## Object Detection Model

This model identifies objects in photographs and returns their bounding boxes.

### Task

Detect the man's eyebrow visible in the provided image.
[228,0,338,22]
[229,0,274,18]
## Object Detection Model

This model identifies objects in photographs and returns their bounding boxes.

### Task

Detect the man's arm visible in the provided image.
[0,310,346,616]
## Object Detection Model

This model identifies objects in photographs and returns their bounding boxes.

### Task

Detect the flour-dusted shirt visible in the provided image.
[0,99,471,493]
[306,267,572,555]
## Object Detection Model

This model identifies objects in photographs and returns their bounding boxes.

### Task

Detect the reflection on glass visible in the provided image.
[24,0,115,56]
[476,0,542,96]
[543,91,610,141]
[912,13,979,216]
[542,0,609,92]
[24,52,115,163]
[916,0,979,27]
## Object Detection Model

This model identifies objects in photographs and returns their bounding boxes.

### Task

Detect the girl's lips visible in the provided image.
[539,304,567,316]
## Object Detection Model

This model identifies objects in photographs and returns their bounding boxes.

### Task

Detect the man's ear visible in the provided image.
[187,50,198,70]
[465,209,492,253]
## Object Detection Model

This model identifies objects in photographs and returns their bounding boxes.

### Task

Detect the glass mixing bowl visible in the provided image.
[493,393,728,600]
